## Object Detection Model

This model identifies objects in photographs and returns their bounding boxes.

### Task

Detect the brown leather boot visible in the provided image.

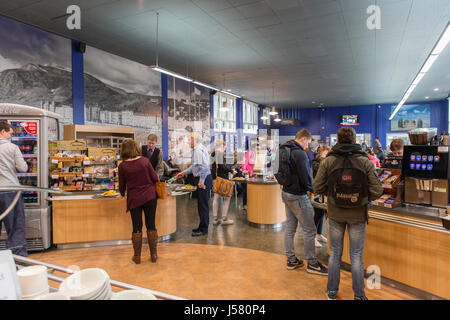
[131,232,142,264]
[147,230,158,263]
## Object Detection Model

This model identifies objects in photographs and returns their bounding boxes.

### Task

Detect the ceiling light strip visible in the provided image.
[192,81,220,91]
[389,22,450,120]
[220,90,241,98]
[150,65,193,82]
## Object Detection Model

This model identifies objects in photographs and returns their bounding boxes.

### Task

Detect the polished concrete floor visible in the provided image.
[171,193,329,263]
[29,193,419,300]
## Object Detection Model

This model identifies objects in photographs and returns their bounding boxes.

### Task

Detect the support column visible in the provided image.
[161,73,168,160]
[71,40,84,125]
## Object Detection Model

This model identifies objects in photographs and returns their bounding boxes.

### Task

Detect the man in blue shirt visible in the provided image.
[176,132,212,236]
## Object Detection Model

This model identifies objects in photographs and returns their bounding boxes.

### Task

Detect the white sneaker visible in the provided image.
[315,239,322,248]
[316,234,327,243]
[212,218,221,225]
[221,218,234,225]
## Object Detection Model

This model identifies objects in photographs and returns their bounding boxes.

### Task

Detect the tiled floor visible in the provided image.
[29,194,418,300]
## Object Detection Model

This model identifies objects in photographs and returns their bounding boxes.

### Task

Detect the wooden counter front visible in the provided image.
[52,196,176,244]
[339,209,450,299]
[247,183,286,225]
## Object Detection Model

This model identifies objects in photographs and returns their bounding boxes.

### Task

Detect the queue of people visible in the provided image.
[278,127,384,300]
[0,120,400,300]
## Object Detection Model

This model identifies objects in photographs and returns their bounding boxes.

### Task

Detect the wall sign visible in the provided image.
[88,147,117,159]
[390,105,430,131]
[56,140,87,150]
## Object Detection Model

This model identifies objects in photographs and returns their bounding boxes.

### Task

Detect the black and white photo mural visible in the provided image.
[0,15,72,122]
[167,76,211,166]
[84,46,162,146]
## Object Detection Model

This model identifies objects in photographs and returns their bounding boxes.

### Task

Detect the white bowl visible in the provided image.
[111,289,157,300]
[33,292,70,300]
[59,268,110,300]
[17,265,48,297]
[22,286,50,300]
[89,281,111,300]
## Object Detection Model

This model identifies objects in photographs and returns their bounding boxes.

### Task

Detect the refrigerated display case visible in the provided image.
[0,103,62,251]
[329,133,371,147]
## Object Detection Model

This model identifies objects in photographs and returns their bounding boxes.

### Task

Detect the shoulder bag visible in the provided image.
[212,164,234,198]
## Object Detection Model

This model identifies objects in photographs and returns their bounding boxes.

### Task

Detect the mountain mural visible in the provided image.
[0,63,72,108]
[0,63,161,118]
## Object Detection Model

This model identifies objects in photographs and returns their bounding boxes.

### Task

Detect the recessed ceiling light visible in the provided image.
[425,96,430,99]
[434,88,439,91]
[312,101,316,103]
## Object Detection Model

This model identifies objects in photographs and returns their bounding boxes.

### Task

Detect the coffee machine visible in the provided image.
[402,145,450,208]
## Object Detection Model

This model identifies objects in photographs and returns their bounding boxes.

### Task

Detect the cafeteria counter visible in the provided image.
[312,201,450,299]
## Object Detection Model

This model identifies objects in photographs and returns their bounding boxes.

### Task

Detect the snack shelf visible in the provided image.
[22,154,38,158]
[375,168,403,208]
[51,186,83,191]
[49,156,85,163]
[51,172,83,178]
[17,173,38,177]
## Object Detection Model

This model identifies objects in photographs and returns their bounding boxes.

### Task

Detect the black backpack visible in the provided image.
[274,143,295,187]
[327,152,369,208]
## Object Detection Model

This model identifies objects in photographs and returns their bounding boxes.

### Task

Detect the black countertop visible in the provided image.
[233,177,279,185]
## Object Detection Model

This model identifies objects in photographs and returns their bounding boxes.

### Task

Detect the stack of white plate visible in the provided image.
[34,292,70,300]
[17,265,50,300]
[59,268,112,300]
[111,289,157,300]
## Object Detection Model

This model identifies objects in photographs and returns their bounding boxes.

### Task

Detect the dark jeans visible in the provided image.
[0,192,27,257]
[327,218,367,298]
[376,153,385,162]
[242,184,247,206]
[195,174,212,234]
[314,207,326,235]
[130,198,157,233]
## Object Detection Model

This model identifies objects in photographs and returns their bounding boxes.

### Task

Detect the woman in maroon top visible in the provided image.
[118,140,160,264]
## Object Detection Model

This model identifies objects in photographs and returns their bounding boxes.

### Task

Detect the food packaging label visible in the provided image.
[433,187,447,193]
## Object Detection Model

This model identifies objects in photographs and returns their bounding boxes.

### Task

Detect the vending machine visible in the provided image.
[402,145,450,208]
[0,103,62,251]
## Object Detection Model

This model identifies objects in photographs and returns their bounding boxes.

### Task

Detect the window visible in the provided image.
[214,92,236,132]
[261,107,271,126]
[243,100,258,134]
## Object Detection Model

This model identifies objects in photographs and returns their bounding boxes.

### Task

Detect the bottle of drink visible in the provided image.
[168,177,176,184]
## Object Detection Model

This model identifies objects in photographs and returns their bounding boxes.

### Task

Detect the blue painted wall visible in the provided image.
[161,73,168,160]
[71,40,84,125]
[275,100,448,148]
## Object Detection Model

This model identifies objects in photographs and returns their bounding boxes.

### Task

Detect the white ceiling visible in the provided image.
[0,0,449,107]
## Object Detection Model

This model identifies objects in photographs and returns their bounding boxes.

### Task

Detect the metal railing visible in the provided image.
[13,255,187,300]
[3,186,187,300]
[0,186,69,221]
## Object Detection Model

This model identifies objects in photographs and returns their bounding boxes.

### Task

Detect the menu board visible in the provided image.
[402,146,449,179]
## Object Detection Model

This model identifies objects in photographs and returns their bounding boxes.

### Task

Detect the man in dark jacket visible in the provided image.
[142,134,164,178]
[281,129,328,275]
[313,127,383,300]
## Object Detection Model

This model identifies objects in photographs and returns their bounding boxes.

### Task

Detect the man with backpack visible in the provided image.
[276,129,328,275]
[313,127,383,300]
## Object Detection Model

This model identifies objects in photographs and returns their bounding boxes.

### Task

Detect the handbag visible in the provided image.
[212,164,234,198]
[155,180,168,199]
